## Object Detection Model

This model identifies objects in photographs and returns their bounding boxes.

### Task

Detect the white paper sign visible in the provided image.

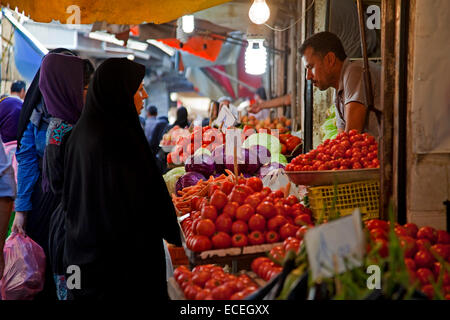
[305,209,365,281]
[214,105,237,132]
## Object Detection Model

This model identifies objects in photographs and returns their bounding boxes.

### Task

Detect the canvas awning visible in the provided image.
[0,0,231,25]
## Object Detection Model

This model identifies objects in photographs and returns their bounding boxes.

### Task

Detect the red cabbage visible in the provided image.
[185,154,215,178]
[242,148,261,174]
[211,145,226,173]
[248,144,271,166]
[175,172,206,195]
[224,148,261,175]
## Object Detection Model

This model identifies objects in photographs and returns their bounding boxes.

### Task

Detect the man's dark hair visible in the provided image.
[255,87,267,100]
[11,80,26,93]
[147,105,157,116]
[299,31,347,61]
[83,59,95,87]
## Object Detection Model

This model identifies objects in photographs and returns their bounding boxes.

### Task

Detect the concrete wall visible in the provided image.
[406,0,450,229]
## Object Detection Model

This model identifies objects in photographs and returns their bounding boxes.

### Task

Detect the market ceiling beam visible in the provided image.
[0,0,232,25]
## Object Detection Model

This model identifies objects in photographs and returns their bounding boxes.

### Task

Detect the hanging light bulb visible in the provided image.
[248,0,270,25]
[245,39,267,75]
[182,15,195,33]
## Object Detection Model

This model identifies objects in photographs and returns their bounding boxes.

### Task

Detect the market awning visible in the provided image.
[0,0,232,25]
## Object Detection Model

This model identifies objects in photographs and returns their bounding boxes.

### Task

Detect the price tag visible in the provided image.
[304,209,365,281]
[214,105,237,132]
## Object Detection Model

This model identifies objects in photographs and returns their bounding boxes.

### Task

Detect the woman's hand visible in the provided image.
[11,211,27,235]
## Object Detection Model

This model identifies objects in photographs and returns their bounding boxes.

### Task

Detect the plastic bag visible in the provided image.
[261,168,306,198]
[0,233,46,300]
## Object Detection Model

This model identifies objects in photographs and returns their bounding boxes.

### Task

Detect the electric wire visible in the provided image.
[264,0,315,32]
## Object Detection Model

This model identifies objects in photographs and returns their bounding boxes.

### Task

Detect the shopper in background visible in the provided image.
[0,135,16,279]
[0,80,27,143]
[62,58,181,300]
[37,53,94,300]
[169,106,189,130]
[11,48,78,300]
[144,105,158,145]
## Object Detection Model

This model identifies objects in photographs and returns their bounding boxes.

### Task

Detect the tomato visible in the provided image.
[284,240,300,254]
[267,215,288,231]
[230,291,246,300]
[228,187,247,205]
[414,250,435,269]
[437,230,450,244]
[204,278,223,290]
[251,257,271,273]
[196,219,216,237]
[244,194,263,209]
[258,261,275,279]
[214,214,232,233]
[404,258,417,272]
[256,201,277,219]
[431,244,449,260]
[370,228,388,240]
[221,180,235,195]
[201,205,218,221]
[374,238,389,258]
[191,235,212,252]
[231,220,249,235]
[265,230,280,243]
[248,214,266,232]
[294,214,312,227]
[248,231,265,245]
[210,190,228,210]
[417,226,438,244]
[403,223,419,238]
[279,223,298,240]
[260,187,272,197]
[211,284,234,300]
[416,239,431,251]
[372,158,380,167]
[192,271,212,287]
[246,177,263,192]
[236,204,255,222]
[222,202,239,219]
[295,225,310,240]
[184,284,202,300]
[421,284,435,300]
[286,136,301,152]
[231,233,248,247]
[211,232,232,249]
[416,268,435,286]
[399,236,418,258]
[366,219,389,231]
[195,289,212,300]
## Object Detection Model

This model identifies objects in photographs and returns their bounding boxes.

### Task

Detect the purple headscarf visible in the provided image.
[39,53,84,124]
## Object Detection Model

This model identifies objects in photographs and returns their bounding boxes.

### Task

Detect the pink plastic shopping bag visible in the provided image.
[0,233,46,300]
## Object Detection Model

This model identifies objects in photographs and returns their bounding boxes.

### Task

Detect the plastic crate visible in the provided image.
[307,180,380,221]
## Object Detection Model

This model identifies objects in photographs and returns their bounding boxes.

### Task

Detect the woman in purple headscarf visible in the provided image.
[38,53,94,300]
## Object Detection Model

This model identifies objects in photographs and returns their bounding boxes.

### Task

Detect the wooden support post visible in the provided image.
[380,0,396,220]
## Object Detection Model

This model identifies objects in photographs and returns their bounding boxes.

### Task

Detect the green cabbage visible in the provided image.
[163,167,186,194]
[242,133,281,155]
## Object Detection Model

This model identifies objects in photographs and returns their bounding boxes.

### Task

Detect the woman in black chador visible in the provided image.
[62,58,181,300]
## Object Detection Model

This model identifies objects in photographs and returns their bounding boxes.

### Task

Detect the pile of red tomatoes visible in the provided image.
[180,176,314,252]
[366,219,450,299]
[174,264,259,300]
[286,130,379,171]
